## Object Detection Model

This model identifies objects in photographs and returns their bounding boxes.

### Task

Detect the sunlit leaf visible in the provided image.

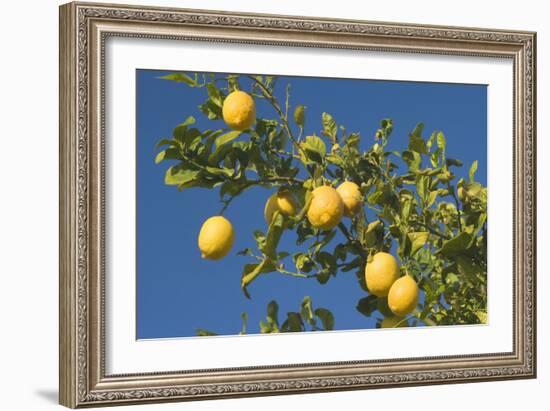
[408,232,429,256]
[469,160,478,183]
[321,112,337,142]
[160,72,197,86]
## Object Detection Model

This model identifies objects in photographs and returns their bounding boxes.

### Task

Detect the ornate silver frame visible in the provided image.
[59,2,537,408]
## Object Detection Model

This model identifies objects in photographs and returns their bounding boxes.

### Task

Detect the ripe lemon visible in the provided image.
[198,216,235,260]
[365,252,399,297]
[306,186,344,230]
[222,90,256,131]
[264,190,299,223]
[381,316,408,328]
[336,181,362,217]
[388,275,419,317]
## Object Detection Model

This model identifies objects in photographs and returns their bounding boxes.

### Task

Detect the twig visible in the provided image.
[247,75,307,160]
[276,267,315,279]
[413,221,451,240]
[446,181,463,231]
[337,222,367,259]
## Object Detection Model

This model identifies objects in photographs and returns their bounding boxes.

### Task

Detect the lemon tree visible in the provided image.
[155,72,487,333]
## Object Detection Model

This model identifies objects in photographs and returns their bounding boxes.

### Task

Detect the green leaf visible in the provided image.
[155,138,174,150]
[266,300,280,329]
[282,312,304,332]
[376,298,393,317]
[155,147,181,164]
[407,232,429,256]
[416,175,429,203]
[356,295,378,317]
[294,253,314,273]
[315,270,331,284]
[314,308,334,331]
[408,123,428,154]
[436,131,446,162]
[446,158,463,167]
[300,296,315,326]
[375,119,393,145]
[440,232,472,257]
[199,99,223,120]
[294,105,306,127]
[436,131,446,151]
[241,259,275,297]
[469,160,478,183]
[402,150,422,172]
[427,190,438,208]
[240,312,248,335]
[321,112,337,142]
[475,310,487,324]
[172,117,197,143]
[219,181,243,198]
[299,135,326,164]
[316,251,337,271]
[164,167,200,186]
[159,72,197,86]
[262,211,285,259]
[205,166,234,178]
[364,220,382,248]
[196,329,218,336]
[214,130,242,150]
[207,83,223,107]
[155,150,166,164]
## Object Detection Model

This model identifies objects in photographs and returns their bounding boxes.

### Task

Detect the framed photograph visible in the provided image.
[59,2,537,408]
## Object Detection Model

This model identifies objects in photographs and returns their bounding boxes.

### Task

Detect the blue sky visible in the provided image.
[136,69,487,339]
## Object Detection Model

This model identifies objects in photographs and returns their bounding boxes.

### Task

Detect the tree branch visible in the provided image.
[247,75,307,160]
[446,181,463,231]
[219,176,304,215]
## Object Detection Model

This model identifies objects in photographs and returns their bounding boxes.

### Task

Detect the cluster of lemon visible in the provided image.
[197,180,361,260]
[197,90,419,325]
[198,90,362,260]
[365,252,419,327]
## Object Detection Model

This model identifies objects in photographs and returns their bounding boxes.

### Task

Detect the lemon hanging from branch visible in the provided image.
[365,252,399,297]
[264,190,299,224]
[222,90,256,131]
[388,275,419,317]
[198,216,235,260]
[306,186,344,230]
[336,181,362,217]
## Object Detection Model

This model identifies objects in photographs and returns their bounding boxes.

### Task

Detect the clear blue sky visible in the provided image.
[136,69,487,339]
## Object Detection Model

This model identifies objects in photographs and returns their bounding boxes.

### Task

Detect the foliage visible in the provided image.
[197,296,334,336]
[156,72,488,333]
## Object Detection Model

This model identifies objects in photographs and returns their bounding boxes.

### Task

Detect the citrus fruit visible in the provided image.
[365,252,399,297]
[388,275,419,317]
[264,190,299,223]
[306,185,344,230]
[336,181,362,217]
[222,90,256,131]
[198,216,235,260]
[380,316,408,328]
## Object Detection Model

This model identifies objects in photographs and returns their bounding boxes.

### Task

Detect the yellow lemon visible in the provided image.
[306,186,344,230]
[198,216,235,260]
[264,190,299,224]
[222,90,256,131]
[336,181,362,217]
[388,275,419,317]
[365,252,399,297]
[381,316,408,328]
